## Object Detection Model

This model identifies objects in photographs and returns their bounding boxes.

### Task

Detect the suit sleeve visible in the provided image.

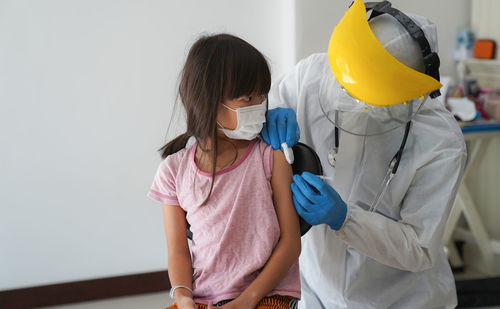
[337,150,466,272]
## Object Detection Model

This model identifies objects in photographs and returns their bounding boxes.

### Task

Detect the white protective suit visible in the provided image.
[269,14,467,309]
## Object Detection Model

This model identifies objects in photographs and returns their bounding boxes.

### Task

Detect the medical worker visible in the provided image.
[261,1,467,308]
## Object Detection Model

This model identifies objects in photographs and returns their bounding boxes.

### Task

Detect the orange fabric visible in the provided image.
[168,295,296,309]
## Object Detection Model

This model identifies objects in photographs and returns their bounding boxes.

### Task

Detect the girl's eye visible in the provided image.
[243,96,251,102]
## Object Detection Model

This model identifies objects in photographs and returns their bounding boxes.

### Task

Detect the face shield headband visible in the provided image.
[363,0,441,99]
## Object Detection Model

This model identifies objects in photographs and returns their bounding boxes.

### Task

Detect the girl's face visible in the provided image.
[217,94,267,131]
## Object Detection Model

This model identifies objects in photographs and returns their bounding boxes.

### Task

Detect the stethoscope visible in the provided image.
[321,103,415,213]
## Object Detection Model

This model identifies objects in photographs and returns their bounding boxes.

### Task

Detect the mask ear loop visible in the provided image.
[216,121,226,131]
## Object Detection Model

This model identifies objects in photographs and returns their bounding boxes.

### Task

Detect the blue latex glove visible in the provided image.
[291,172,347,231]
[261,107,300,150]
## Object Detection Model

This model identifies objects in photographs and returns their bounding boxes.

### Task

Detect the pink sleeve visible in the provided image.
[262,143,274,180]
[147,157,179,205]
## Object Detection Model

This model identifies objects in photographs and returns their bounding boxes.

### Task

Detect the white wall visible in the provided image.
[0,0,293,290]
[0,0,477,291]
[471,0,500,44]
[295,0,471,77]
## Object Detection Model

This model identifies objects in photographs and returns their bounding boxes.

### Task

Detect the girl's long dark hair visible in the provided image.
[159,34,271,204]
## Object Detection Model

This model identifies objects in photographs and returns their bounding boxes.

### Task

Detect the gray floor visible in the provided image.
[38,291,175,309]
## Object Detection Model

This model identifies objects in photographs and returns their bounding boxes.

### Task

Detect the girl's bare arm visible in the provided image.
[227,149,301,308]
[162,204,196,307]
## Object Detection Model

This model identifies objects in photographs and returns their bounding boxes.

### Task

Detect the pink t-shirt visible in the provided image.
[148,139,300,304]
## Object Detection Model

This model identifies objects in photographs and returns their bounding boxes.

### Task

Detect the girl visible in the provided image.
[148,34,301,309]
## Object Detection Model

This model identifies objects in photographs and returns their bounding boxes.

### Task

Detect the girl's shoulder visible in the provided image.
[158,143,194,175]
[254,138,273,152]
[252,139,274,179]
[252,138,274,160]
[148,144,195,206]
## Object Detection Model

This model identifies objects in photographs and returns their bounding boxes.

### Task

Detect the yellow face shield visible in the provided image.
[328,0,442,107]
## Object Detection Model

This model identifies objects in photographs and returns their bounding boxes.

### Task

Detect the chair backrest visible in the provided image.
[185,142,323,240]
[291,142,323,236]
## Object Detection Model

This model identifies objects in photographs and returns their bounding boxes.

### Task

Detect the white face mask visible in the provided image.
[217,99,267,140]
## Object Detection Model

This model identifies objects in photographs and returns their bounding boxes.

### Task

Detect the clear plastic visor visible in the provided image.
[318,80,428,136]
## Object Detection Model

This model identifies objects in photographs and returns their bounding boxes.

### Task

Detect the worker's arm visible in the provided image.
[337,150,467,272]
[218,150,301,308]
[162,204,196,309]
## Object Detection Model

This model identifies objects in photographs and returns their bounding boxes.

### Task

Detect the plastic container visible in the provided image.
[474,39,497,59]
[484,93,500,121]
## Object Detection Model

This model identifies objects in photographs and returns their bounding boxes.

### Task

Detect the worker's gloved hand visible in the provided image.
[291,172,347,231]
[261,107,300,151]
